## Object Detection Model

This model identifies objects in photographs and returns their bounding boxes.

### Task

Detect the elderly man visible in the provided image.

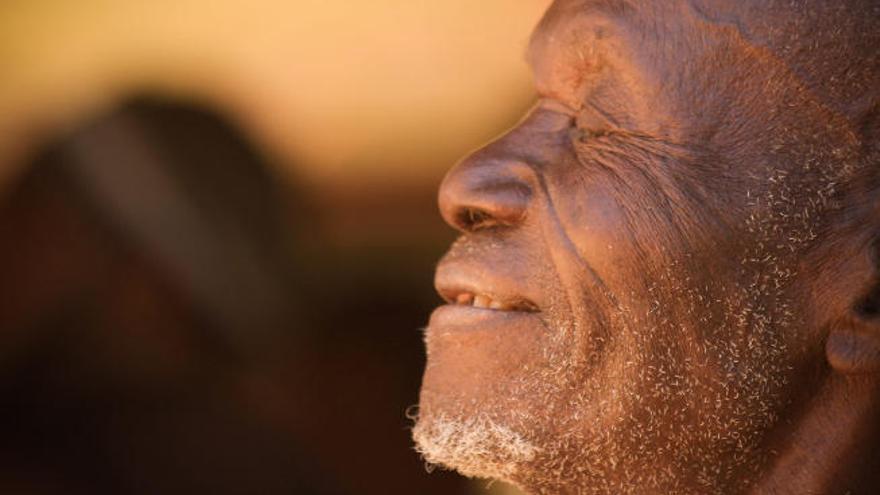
[412,0,879,493]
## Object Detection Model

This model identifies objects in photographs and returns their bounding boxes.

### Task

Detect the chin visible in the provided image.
[412,310,586,491]
[412,408,538,484]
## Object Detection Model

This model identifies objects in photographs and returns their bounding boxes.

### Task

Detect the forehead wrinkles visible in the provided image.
[528,1,698,138]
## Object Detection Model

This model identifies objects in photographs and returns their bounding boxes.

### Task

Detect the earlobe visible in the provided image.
[826,267,880,373]
[826,322,880,374]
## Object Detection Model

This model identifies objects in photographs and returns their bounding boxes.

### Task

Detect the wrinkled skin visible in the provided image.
[413,1,880,494]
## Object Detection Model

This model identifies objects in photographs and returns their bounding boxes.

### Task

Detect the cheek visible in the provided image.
[550,174,644,287]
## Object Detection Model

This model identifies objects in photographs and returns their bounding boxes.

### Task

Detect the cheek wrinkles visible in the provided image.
[531,159,616,361]
[525,108,622,302]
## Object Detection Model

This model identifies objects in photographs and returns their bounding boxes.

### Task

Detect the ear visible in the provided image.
[826,238,880,374]
[826,103,880,373]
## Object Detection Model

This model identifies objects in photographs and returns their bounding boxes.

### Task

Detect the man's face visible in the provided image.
[414,1,864,493]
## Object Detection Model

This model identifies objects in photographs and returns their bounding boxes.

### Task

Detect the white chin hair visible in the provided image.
[412,413,539,483]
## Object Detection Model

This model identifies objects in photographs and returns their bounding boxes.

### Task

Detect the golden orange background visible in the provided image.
[1,0,550,188]
[0,2,551,494]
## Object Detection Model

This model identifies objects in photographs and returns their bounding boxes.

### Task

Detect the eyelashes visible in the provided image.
[538,98,614,145]
[570,103,615,144]
[568,123,611,144]
[568,126,587,142]
[569,106,614,144]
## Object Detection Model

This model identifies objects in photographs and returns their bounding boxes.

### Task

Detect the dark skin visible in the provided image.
[413,1,880,494]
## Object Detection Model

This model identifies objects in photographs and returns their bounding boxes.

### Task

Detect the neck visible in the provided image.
[752,372,880,495]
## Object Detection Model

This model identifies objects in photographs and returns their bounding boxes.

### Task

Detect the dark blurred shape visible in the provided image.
[0,97,465,494]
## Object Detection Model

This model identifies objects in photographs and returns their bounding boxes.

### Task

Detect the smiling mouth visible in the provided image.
[441,289,539,313]
[434,257,543,318]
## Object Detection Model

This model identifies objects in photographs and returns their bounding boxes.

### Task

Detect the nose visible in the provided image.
[438,149,534,233]
[437,102,574,233]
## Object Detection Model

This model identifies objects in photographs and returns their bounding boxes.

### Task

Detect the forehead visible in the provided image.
[527,0,629,61]
[523,0,810,141]
[525,1,682,111]
[527,0,874,117]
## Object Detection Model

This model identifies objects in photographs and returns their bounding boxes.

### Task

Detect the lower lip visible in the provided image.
[428,304,542,332]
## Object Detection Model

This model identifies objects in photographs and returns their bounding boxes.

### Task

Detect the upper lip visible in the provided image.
[434,260,540,313]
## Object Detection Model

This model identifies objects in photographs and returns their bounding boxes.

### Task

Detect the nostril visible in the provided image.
[440,177,532,232]
[457,207,496,231]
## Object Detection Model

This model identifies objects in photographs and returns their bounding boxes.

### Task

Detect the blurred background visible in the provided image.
[0,1,550,494]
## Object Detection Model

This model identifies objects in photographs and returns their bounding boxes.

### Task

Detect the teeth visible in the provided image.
[453,292,517,311]
[473,294,491,308]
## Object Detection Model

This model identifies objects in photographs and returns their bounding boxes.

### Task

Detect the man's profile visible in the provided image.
[412,0,879,493]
